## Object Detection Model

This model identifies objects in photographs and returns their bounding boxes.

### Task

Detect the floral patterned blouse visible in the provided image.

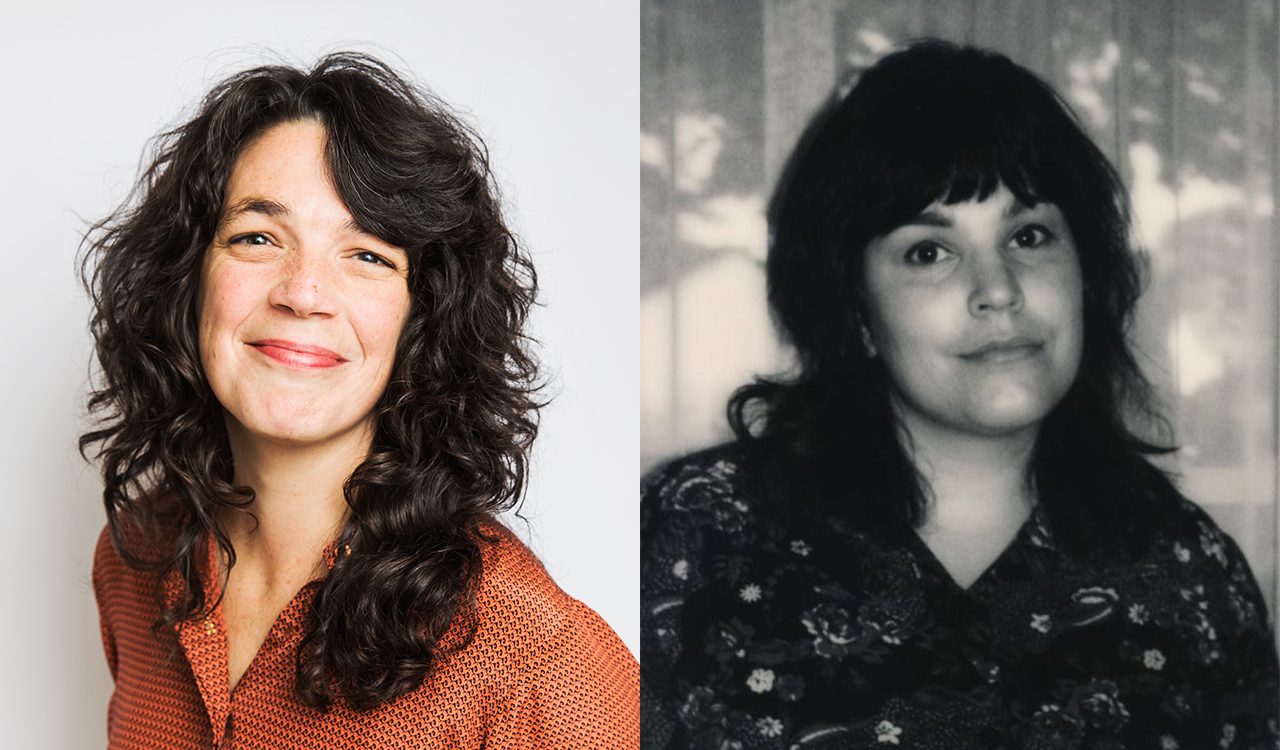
[641,443,1280,749]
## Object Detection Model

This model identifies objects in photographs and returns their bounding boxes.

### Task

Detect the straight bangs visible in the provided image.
[828,43,1102,257]
[850,99,1082,247]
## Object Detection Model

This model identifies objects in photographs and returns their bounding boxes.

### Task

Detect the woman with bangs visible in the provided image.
[84,53,637,749]
[641,40,1278,748]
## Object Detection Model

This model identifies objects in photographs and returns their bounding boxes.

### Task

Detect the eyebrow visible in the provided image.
[901,210,953,228]
[899,200,1037,229]
[221,197,288,225]
[219,196,368,236]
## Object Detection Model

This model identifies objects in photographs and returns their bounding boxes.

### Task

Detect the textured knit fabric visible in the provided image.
[93,520,639,749]
[641,443,1280,749]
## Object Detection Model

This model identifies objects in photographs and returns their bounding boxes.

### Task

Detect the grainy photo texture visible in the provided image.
[641,2,1280,747]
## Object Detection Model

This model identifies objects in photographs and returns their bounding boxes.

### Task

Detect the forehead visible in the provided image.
[221,120,348,222]
[229,120,327,180]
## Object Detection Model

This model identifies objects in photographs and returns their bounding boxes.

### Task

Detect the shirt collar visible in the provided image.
[161,531,351,613]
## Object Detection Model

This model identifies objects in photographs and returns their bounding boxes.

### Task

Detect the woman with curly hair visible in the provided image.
[641,40,1278,748]
[83,52,637,748]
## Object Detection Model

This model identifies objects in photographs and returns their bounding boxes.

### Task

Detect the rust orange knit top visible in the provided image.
[92,521,639,748]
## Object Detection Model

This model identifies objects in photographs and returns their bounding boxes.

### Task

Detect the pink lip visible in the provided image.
[248,339,347,369]
[961,336,1043,362]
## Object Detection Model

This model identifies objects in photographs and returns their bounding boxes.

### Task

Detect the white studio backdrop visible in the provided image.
[0,2,638,747]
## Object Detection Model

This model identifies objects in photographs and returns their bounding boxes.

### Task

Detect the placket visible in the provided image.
[165,534,233,748]
[160,532,346,749]
[178,606,233,747]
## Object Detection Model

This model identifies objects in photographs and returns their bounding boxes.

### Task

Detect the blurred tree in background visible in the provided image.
[642,0,1279,631]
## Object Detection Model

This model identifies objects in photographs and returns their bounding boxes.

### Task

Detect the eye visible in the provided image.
[1009,224,1053,249]
[903,241,953,266]
[354,250,396,269]
[229,232,274,246]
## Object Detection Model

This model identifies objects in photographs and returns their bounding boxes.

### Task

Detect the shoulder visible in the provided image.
[92,523,143,596]
[467,519,635,675]
[1152,494,1250,571]
[470,520,574,631]
[92,525,118,601]
[1138,495,1273,630]
[640,440,819,598]
[92,523,166,633]
[640,439,818,566]
[466,527,639,745]
[643,441,747,490]
[642,441,757,528]
[93,523,116,571]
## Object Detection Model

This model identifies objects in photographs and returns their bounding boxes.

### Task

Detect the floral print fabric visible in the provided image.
[641,444,1280,749]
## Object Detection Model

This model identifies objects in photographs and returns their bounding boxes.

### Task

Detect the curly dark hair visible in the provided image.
[79,52,540,710]
[729,39,1180,550]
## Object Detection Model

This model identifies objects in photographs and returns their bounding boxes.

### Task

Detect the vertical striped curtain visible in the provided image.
[641,0,1280,636]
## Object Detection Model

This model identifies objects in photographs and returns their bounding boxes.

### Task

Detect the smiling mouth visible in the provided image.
[248,339,348,369]
[960,338,1043,363]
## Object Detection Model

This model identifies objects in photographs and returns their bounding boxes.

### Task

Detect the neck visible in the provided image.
[897,404,1038,534]
[218,418,370,589]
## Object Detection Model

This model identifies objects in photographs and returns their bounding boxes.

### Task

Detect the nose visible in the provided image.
[268,249,338,318]
[967,253,1023,316]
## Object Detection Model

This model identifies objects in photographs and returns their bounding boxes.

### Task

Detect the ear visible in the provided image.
[859,320,877,357]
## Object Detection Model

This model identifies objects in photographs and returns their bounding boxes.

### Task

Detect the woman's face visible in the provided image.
[198,119,411,449]
[862,184,1084,441]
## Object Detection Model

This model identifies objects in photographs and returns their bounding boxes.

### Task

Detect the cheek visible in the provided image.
[868,283,964,364]
[352,288,411,365]
[863,289,969,414]
[1030,266,1085,365]
[199,267,255,349]
[197,262,275,395]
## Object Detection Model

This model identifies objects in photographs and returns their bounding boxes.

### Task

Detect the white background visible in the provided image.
[1,3,637,746]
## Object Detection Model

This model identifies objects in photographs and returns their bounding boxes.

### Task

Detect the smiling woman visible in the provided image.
[199,121,412,451]
[641,40,1279,748]
[81,53,637,748]
[862,189,1085,448]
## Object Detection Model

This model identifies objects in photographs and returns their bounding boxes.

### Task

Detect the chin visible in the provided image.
[242,419,331,445]
[229,401,357,447]
[965,399,1059,437]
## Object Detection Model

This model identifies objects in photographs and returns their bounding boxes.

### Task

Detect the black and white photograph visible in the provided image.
[642,1,1280,747]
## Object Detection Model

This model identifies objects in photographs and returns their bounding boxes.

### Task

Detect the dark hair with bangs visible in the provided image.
[729,39,1180,548]
[80,52,540,710]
